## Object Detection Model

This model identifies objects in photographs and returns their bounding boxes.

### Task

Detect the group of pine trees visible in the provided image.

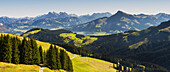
[0,34,73,72]
[45,45,73,71]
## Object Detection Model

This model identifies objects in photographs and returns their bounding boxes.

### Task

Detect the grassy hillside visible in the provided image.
[59,33,97,47]
[68,52,117,72]
[22,28,98,47]
[0,33,117,72]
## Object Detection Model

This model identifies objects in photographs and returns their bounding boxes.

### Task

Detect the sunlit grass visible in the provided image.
[0,62,58,72]
[67,52,117,72]
[59,33,98,47]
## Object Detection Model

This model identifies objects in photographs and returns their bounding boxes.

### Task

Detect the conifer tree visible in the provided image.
[46,44,57,69]
[54,46,61,69]
[20,37,32,64]
[43,50,46,64]
[60,49,68,70]
[66,52,73,72]
[31,38,40,64]
[27,39,33,64]
[0,34,4,61]
[39,46,44,64]
[12,37,20,64]
[60,49,73,72]
[1,35,12,63]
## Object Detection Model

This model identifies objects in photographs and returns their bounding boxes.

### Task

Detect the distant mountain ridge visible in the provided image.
[1,11,170,36]
[66,11,170,35]
[79,12,112,23]
[0,12,112,35]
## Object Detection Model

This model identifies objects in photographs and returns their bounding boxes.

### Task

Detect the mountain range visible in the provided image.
[2,11,170,36]
[66,11,170,35]
[0,12,112,35]
[22,20,170,71]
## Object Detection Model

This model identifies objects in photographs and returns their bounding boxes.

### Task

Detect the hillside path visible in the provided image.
[71,54,77,59]
[39,67,45,72]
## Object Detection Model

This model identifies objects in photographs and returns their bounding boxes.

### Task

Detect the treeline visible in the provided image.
[55,43,118,62]
[55,43,92,56]
[0,34,73,72]
[55,43,169,72]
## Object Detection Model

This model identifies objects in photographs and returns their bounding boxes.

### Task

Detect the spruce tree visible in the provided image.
[12,37,20,64]
[54,46,61,69]
[1,35,12,63]
[46,44,57,69]
[27,39,33,64]
[20,37,32,64]
[60,49,68,70]
[31,38,40,64]
[66,52,73,72]
[43,50,46,65]
[39,46,44,64]
[0,34,4,61]
[60,49,73,72]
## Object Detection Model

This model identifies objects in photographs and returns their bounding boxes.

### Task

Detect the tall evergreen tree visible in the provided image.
[1,35,12,63]
[20,37,32,64]
[31,38,40,64]
[27,39,33,64]
[60,49,68,70]
[43,50,46,65]
[66,52,73,72]
[60,49,73,72]
[39,46,44,64]
[46,44,57,69]
[0,34,4,61]
[11,37,20,64]
[54,46,61,69]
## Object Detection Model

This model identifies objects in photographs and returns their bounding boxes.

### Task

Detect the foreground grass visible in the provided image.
[0,62,58,72]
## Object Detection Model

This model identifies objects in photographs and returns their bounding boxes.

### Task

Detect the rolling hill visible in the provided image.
[21,28,98,47]
[0,33,117,72]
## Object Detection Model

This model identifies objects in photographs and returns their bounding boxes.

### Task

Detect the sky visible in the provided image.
[0,0,170,18]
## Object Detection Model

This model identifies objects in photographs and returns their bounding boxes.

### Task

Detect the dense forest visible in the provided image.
[0,34,73,72]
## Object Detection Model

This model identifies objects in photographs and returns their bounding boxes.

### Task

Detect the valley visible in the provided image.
[23,20,170,71]
[1,1,170,71]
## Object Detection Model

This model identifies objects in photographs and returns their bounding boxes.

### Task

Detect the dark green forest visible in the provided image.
[0,34,73,72]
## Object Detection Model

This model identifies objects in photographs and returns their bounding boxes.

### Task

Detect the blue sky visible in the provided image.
[0,0,170,17]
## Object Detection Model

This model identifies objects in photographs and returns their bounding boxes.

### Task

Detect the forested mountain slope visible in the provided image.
[85,20,170,70]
